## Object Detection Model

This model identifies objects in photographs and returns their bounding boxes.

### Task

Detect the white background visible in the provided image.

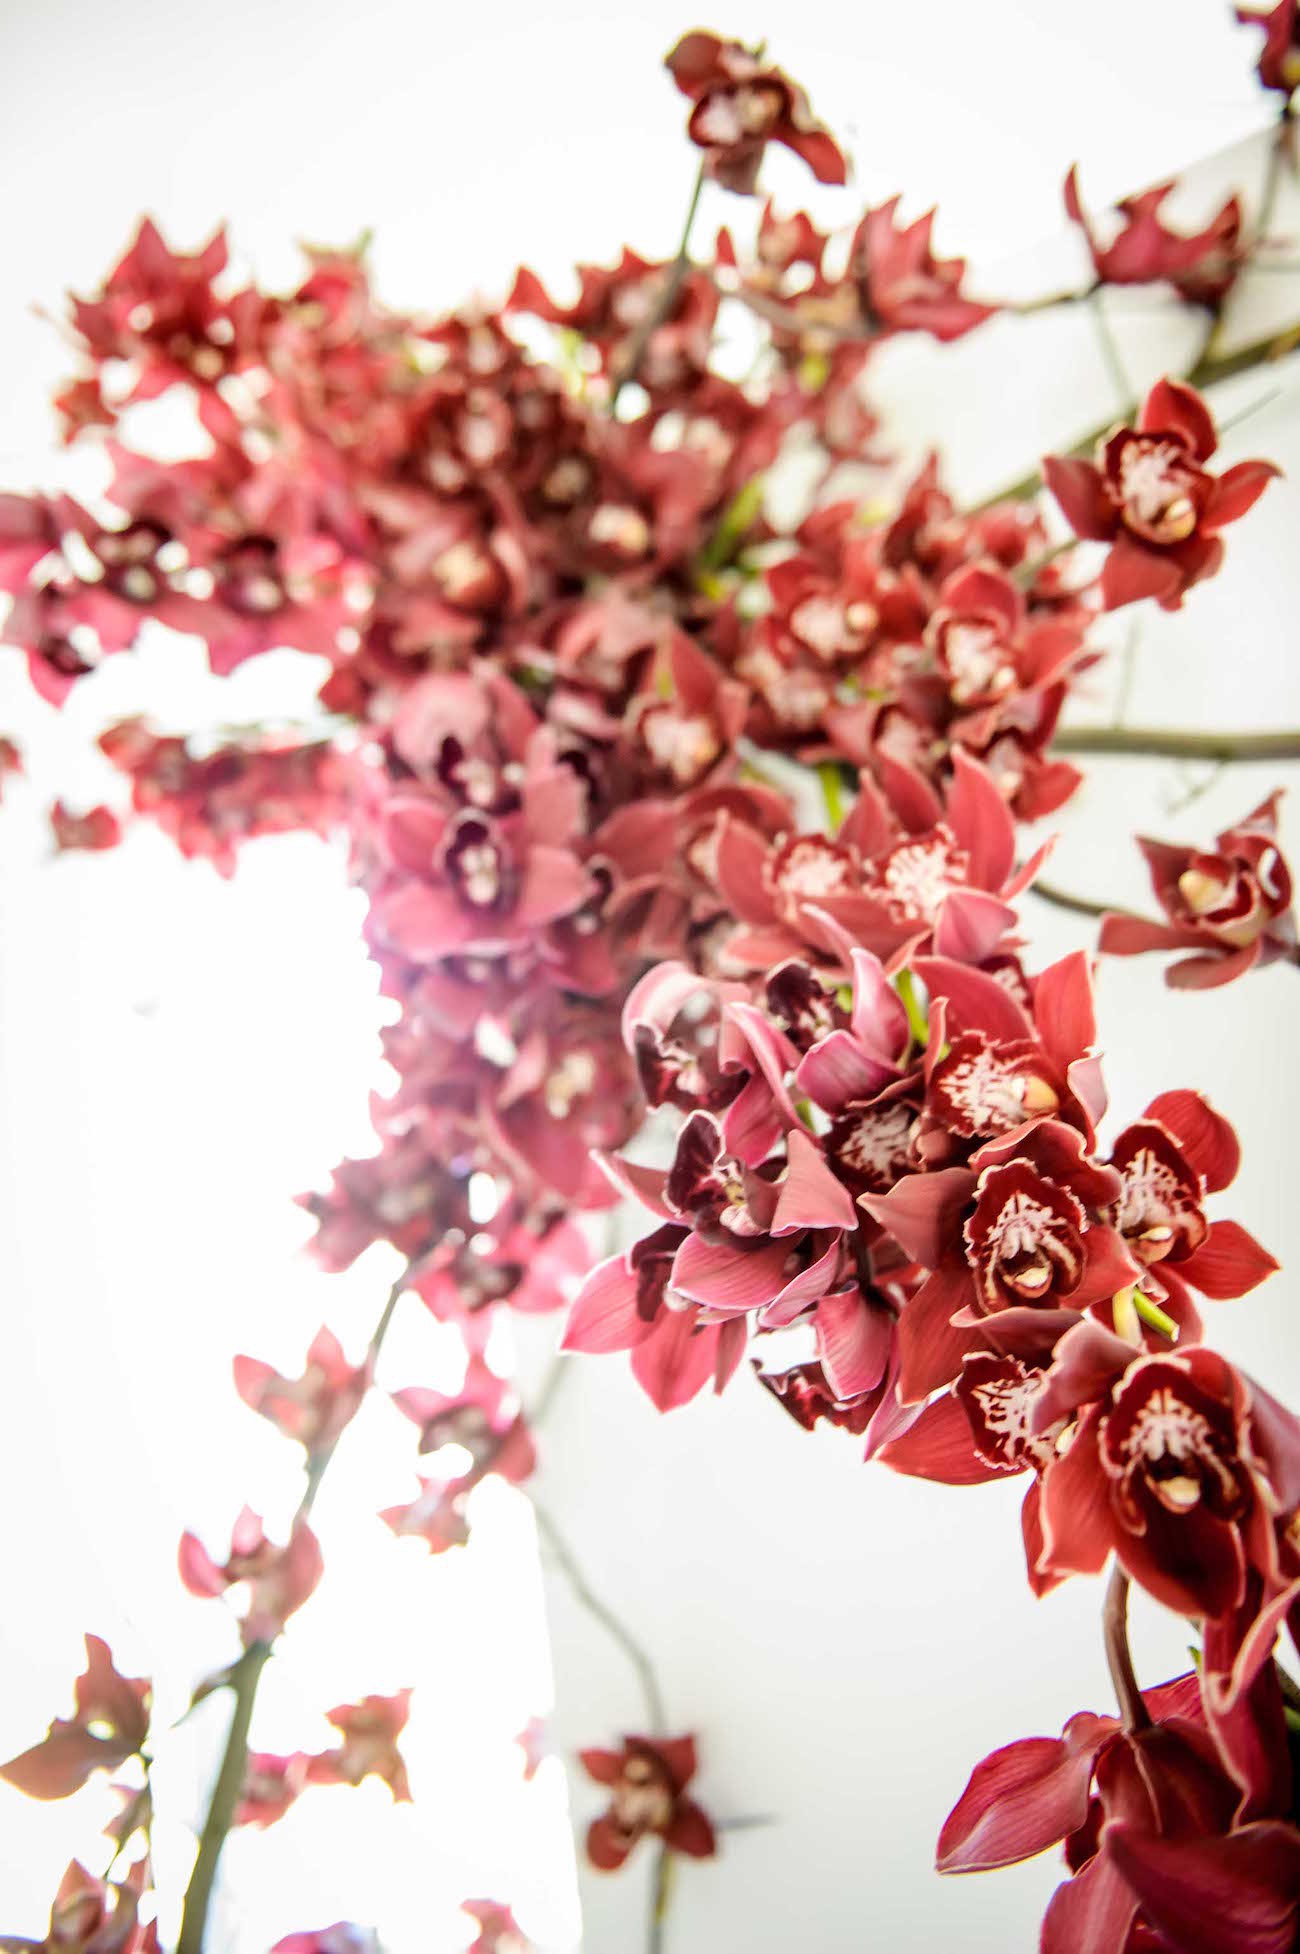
[2,3,1300,1950]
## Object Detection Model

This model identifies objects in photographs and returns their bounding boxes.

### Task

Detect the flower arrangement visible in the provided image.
[3,16,1300,1951]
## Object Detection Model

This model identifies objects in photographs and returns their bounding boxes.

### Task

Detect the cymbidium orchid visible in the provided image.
[579,1735,716,1870]
[1065,167,1245,306]
[1100,793,1298,987]
[1044,379,1279,610]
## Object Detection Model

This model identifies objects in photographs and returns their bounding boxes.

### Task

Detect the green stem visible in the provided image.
[175,1644,270,1954]
[896,969,930,1049]
[175,1260,413,1954]
[1052,726,1300,762]
[818,760,847,833]
[612,164,706,407]
[648,1841,675,1954]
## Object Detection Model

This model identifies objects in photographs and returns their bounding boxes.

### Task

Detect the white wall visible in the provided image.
[3,3,1300,1951]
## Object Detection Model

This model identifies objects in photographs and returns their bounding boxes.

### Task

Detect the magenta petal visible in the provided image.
[848,947,909,1056]
[859,1166,975,1266]
[630,1310,719,1412]
[897,1258,981,1402]
[722,1073,784,1167]
[1033,950,1097,1075]
[1203,459,1279,529]
[670,1232,791,1314]
[913,955,1035,1042]
[1143,1090,1240,1192]
[880,1390,1010,1487]
[1043,455,1116,541]
[946,747,1016,891]
[1103,1819,1300,1954]
[1179,1219,1279,1299]
[761,1236,844,1327]
[771,1128,857,1236]
[813,1290,893,1399]
[1098,914,1200,957]
[369,882,477,958]
[1040,1843,1139,1954]
[724,1000,803,1130]
[514,845,591,927]
[933,889,1018,963]
[562,1255,653,1353]
[592,1151,674,1218]
[795,1030,896,1114]
[1038,1406,1114,1580]
[936,1712,1116,1873]
[1168,942,1262,989]
[1073,1224,1142,1307]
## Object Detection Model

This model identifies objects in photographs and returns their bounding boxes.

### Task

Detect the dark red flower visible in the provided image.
[665,32,847,194]
[849,199,996,342]
[580,1734,716,1870]
[1100,793,1297,987]
[1065,167,1244,306]
[1044,378,1278,610]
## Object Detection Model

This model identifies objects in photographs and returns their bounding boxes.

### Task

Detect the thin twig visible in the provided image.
[611,164,706,408]
[1103,1566,1150,1733]
[175,1259,414,1954]
[1089,289,1134,414]
[1032,880,1110,922]
[532,1501,667,1736]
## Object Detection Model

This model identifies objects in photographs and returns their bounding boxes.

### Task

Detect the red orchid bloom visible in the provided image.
[1044,378,1278,610]
[937,1671,1300,1954]
[236,1750,310,1828]
[664,32,847,193]
[0,1637,151,1801]
[1031,1322,1298,1618]
[580,1734,716,1870]
[712,747,1041,972]
[461,1900,530,1953]
[849,199,996,343]
[306,1691,413,1802]
[1065,167,1244,306]
[233,1328,369,1454]
[1236,2,1300,93]
[1100,793,1297,988]
[178,1508,323,1644]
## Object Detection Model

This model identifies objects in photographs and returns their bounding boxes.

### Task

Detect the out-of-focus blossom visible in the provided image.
[580,1735,716,1870]
[1100,793,1296,987]
[178,1509,323,1643]
[1065,167,1243,305]
[233,1328,369,1454]
[665,31,847,193]
[0,1637,151,1800]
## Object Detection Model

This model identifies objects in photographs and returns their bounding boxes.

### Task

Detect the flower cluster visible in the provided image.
[1,18,1297,1954]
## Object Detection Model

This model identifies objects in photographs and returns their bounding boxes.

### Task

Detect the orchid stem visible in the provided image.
[1103,1565,1150,1733]
[612,163,706,408]
[1052,726,1300,762]
[532,1500,667,1736]
[1089,289,1134,414]
[648,1840,675,1954]
[1031,880,1110,921]
[175,1259,414,1954]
